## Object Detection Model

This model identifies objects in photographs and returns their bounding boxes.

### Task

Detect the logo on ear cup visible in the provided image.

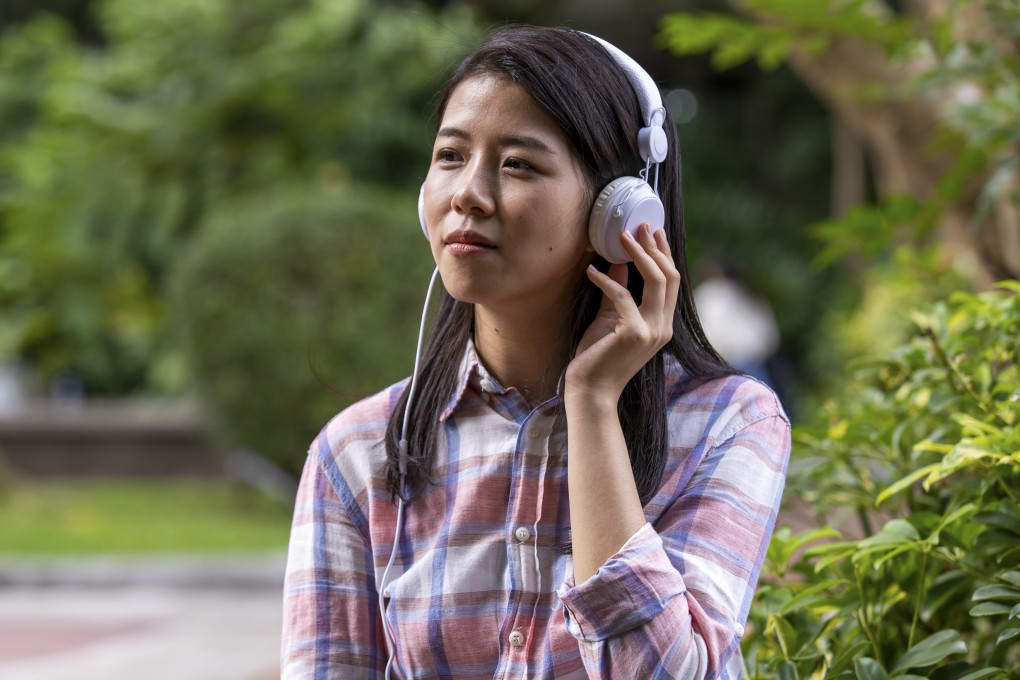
[588,177,665,264]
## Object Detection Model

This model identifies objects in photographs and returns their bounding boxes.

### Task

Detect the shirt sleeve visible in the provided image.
[281,446,385,679]
[557,411,790,680]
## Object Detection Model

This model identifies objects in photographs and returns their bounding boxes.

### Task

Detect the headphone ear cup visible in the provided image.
[588,177,665,264]
[418,183,429,240]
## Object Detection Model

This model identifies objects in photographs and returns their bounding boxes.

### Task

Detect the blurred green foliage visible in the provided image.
[663,0,1020,271]
[171,183,431,473]
[678,64,835,403]
[0,0,480,395]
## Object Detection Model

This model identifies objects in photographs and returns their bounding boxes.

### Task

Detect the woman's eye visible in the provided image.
[504,157,534,172]
[435,149,460,163]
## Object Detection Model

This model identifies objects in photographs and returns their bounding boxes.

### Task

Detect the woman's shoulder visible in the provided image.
[665,359,789,444]
[310,378,408,473]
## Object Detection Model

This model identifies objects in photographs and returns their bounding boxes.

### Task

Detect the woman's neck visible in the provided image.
[473,303,571,406]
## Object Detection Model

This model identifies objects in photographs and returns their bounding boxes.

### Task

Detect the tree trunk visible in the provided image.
[746,0,1020,286]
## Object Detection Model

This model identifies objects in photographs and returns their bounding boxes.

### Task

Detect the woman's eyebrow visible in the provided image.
[436,126,554,153]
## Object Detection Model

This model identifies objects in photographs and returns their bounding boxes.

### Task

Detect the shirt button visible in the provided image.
[527,427,541,439]
[481,392,492,404]
[514,527,531,543]
[509,630,524,647]
[734,622,745,637]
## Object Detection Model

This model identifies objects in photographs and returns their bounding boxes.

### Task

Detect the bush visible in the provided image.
[170,183,433,474]
[0,0,480,394]
[746,283,1020,678]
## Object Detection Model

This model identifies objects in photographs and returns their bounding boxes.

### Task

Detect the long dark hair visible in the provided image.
[384,25,733,503]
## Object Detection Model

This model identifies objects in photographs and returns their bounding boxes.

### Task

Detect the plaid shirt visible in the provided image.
[282,343,790,679]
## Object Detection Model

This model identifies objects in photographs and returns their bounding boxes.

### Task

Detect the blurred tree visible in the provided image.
[0,0,103,44]
[0,0,481,394]
[661,0,1020,287]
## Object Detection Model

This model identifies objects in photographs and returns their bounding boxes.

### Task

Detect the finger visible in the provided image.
[653,226,673,260]
[620,226,680,337]
[639,226,677,280]
[621,227,668,316]
[635,226,680,318]
[653,229,681,317]
[623,224,673,274]
[586,265,644,324]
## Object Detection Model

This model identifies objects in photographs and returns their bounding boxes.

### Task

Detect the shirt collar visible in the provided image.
[440,338,510,421]
[439,341,687,421]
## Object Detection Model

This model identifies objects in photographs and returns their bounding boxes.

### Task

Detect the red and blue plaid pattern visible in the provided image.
[282,343,790,679]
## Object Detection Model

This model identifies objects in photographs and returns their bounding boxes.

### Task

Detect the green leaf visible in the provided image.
[1010,603,1020,620]
[996,628,1018,647]
[780,579,846,615]
[954,670,1005,680]
[854,657,889,680]
[972,584,1020,602]
[826,641,870,678]
[774,615,800,658]
[1000,571,1020,587]
[997,547,1020,566]
[938,503,978,530]
[891,629,967,673]
[858,519,920,548]
[787,526,844,553]
[969,602,1012,616]
[875,463,940,506]
[778,659,799,680]
[974,513,1020,539]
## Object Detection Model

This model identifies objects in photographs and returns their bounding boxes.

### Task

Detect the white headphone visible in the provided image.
[418,32,668,265]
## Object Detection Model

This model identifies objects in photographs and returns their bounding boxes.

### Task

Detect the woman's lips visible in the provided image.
[447,242,495,254]
[445,230,496,255]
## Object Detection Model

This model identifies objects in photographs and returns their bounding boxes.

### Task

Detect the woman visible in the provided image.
[282,25,789,680]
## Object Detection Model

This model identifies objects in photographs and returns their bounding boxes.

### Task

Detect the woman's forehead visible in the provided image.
[438,75,571,149]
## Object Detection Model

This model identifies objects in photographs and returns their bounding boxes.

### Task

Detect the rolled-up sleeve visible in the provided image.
[557,411,790,680]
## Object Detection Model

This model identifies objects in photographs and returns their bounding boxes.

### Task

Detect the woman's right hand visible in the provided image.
[565,223,680,406]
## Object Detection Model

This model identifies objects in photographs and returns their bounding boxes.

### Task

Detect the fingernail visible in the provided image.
[624,230,635,240]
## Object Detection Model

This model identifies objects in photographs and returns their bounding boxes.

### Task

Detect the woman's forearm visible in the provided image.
[565,390,647,584]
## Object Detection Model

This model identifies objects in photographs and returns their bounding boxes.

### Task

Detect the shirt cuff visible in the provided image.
[557,522,687,642]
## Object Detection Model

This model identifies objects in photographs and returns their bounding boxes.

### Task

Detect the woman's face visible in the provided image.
[423,74,593,319]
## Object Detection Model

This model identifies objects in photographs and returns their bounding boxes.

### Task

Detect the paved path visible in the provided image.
[0,554,286,680]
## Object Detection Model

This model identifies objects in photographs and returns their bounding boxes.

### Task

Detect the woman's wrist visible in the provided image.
[563,381,621,414]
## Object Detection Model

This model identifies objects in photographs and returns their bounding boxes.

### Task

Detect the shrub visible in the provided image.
[747,283,1020,678]
[170,183,433,475]
[0,0,480,394]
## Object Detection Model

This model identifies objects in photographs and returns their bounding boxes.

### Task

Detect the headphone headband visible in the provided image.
[584,33,668,164]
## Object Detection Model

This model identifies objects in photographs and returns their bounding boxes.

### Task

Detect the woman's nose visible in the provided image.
[451,162,496,217]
